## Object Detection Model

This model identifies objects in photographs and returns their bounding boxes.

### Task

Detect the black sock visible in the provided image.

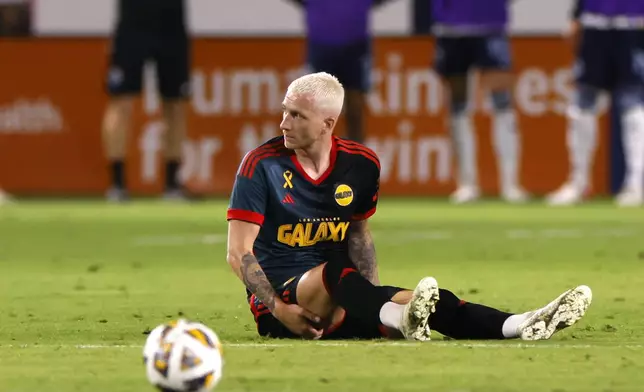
[165,160,181,190]
[322,255,391,326]
[429,289,513,340]
[110,160,125,189]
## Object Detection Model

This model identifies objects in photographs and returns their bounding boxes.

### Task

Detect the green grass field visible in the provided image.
[1,199,643,392]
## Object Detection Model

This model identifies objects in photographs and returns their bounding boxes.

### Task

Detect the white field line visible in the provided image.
[132,234,226,246]
[130,228,638,247]
[504,228,637,240]
[3,342,643,350]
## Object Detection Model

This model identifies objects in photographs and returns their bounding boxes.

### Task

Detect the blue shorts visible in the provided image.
[574,29,644,91]
[248,271,404,340]
[435,34,512,77]
[306,40,371,92]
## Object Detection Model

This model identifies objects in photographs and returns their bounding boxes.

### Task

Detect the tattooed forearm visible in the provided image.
[240,253,278,311]
[348,224,380,285]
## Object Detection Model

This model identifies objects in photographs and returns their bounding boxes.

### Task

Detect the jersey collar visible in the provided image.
[289,136,338,186]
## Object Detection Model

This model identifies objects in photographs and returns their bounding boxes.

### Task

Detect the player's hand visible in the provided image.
[274,302,324,340]
[564,20,581,48]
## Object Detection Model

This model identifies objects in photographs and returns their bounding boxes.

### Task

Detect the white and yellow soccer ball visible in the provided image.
[143,319,224,392]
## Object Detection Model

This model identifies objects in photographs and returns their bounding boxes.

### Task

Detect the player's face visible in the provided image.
[280,92,333,150]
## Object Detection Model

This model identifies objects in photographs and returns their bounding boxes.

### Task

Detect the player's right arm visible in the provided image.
[226,154,322,338]
[227,220,322,339]
[226,159,283,313]
[226,220,280,311]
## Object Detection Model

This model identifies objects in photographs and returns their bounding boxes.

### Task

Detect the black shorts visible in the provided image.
[306,40,371,92]
[106,31,191,99]
[574,28,644,91]
[248,273,405,340]
[435,34,512,77]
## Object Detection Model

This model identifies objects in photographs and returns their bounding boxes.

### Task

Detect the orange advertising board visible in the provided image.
[0,37,609,196]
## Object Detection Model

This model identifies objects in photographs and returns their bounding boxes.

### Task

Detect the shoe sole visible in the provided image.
[520,285,592,341]
[402,277,440,341]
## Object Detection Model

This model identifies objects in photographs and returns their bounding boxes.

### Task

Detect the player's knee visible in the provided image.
[450,93,468,115]
[447,77,468,115]
[618,88,644,130]
[109,97,135,116]
[573,85,599,112]
[490,90,512,111]
[102,99,134,135]
[615,86,644,113]
[428,289,462,325]
[437,288,462,309]
[379,286,407,302]
[298,266,336,319]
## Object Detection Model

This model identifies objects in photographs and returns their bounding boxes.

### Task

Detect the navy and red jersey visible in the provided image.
[227,136,380,289]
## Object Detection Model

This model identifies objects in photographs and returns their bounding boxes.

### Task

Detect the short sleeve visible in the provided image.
[352,165,379,221]
[226,156,268,226]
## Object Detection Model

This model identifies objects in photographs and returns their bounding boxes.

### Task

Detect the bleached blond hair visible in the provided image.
[286,72,345,118]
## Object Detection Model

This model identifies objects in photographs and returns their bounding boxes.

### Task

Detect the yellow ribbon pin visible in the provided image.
[283,170,293,189]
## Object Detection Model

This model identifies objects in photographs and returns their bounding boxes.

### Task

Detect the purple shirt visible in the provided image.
[431,0,508,34]
[583,0,644,16]
[305,0,373,45]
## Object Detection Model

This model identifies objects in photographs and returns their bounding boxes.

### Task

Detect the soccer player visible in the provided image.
[226,72,593,341]
[102,0,190,202]
[286,0,392,143]
[431,0,527,204]
[547,0,644,207]
[0,0,31,37]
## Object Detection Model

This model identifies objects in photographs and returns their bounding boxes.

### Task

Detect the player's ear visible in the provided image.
[323,116,336,132]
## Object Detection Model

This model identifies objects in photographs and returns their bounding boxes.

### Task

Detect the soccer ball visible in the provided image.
[143,319,224,392]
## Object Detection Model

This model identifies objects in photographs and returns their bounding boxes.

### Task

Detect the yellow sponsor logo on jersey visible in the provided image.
[334,184,353,207]
[277,221,350,247]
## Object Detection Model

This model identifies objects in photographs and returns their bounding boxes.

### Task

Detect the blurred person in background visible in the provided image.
[0,0,31,37]
[0,0,31,205]
[430,0,527,204]
[547,0,644,207]
[286,0,393,143]
[102,0,190,202]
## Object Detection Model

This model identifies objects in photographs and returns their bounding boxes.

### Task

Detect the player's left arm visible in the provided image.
[348,160,381,285]
[347,220,380,285]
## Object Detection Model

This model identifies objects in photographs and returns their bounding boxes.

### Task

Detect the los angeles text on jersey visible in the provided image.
[277,217,350,247]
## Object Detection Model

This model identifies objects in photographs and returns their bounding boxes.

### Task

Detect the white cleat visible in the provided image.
[162,189,191,203]
[450,186,480,204]
[0,189,13,205]
[502,187,530,204]
[546,183,585,206]
[518,285,592,341]
[105,187,129,203]
[400,277,440,341]
[615,188,643,207]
